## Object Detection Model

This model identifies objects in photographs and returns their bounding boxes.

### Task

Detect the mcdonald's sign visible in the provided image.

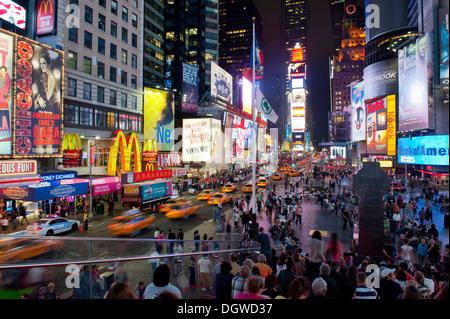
[107,131,142,176]
[36,0,55,35]
[62,133,82,167]
[143,139,158,172]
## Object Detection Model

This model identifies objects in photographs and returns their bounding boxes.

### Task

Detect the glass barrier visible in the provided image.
[0,235,275,299]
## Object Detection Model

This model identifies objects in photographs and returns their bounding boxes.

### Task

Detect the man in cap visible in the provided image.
[376,268,403,300]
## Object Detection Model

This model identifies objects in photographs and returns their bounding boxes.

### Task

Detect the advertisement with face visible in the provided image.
[366,96,388,155]
[351,81,365,141]
[330,146,346,160]
[211,61,232,103]
[15,38,63,156]
[181,62,199,113]
[0,31,13,156]
[398,33,432,132]
[143,88,174,152]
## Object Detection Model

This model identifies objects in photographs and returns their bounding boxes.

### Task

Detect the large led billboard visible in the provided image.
[398,33,432,132]
[366,95,396,155]
[14,36,64,157]
[330,146,346,160]
[291,88,306,135]
[439,10,449,99]
[182,118,221,163]
[242,76,252,116]
[181,62,199,113]
[144,88,174,152]
[0,0,26,30]
[351,81,365,141]
[0,31,14,156]
[398,135,449,166]
[211,61,232,103]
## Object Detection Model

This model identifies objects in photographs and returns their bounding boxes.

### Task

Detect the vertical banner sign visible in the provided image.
[181,62,199,113]
[15,38,63,156]
[0,31,13,156]
[351,81,365,141]
[143,88,174,152]
[36,0,56,36]
[386,95,396,156]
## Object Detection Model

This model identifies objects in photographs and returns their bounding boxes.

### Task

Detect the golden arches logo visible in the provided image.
[143,139,158,172]
[107,131,142,176]
[39,0,54,15]
[63,133,82,150]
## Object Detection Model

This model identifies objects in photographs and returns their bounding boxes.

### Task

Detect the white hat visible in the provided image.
[381,268,395,278]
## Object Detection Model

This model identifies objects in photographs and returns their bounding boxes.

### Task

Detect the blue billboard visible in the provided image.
[397,135,449,166]
[141,181,172,202]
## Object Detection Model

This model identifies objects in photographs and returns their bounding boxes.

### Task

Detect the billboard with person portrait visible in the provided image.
[0,30,14,156]
[14,37,63,157]
[350,81,365,141]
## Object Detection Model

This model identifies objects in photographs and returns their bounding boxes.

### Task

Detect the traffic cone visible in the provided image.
[80,223,84,232]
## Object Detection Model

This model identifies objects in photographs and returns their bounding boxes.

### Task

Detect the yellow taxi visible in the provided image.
[0,238,63,264]
[107,209,156,237]
[197,189,213,200]
[280,166,288,172]
[208,192,232,205]
[221,183,237,193]
[271,173,282,180]
[159,197,191,213]
[242,183,253,192]
[301,160,308,164]
[257,179,268,187]
[165,203,199,219]
[289,170,299,176]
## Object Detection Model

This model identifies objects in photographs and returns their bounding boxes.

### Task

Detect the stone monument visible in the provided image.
[353,162,391,258]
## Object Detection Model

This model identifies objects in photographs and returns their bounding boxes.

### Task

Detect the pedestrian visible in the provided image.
[108,197,115,216]
[198,255,213,291]
[193,230,201,252]
[294,205,302,225]
[167,229,176,253]
[177,228,184,248]
[19,203,28,225]
[189,251,198,288]
[11,208,18,230]
[256,227,273,268]
[1,216,9,233]
[143,264,182,299]
[156,230,164,254]
[342,209,350,229]
[82,210,89,231]
[416,238,428,267]
[215,260,234,299]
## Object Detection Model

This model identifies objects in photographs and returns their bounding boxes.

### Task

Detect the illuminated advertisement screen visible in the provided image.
[291,88,305,133]
[289,62,306,79]
[181,62,199,113]
[242,76,252,116]
[291,78,304,89]
[36,0,56,35]
[439,10,449,99]
[351,81,365,141]
[182,118,221,163]
[398,135,449,166]
[398,33,432,132]
[366,95,396,155]
[211,61,232,103]
[330,146,346,159]
[14,37,63,157]
[0,0,26,29]
[0,30,13,156]
[143,88,174,152]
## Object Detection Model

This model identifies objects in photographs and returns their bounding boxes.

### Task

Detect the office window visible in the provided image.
[110,43,117,60]
[95,109,107,128]
[85,6,93,24]
[111,22,117,37]
[68,78,77,97]
[97,86,105,103]
[131,33,137,48]
[121,49,127,64]
[69,27,78,43]
[132,13,138,28]
[111,0,118,15]
[122,6,128,22]
[97,62,105,78]
[98,13,106,31]
[122,27,128,43]
[84,31,92,49]
[83,83,92,100]
[98,37,105,55]
[121,71,127,86]
[110,90,117,105]
[131,75,137,89]
[99,0,106,8]
[110,66,117,82]
[131,54,137,68]
[121,92,127,108]
[80,106,93,126]
[132,0,138,8]
[67,51,77,70]
[131,95,137,109]
[83,57,92,74]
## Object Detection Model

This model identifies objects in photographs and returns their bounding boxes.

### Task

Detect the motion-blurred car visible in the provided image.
[280,166,289,172]
[257,179,268,187]
[25,217,80,236]
[165,203,199,219]
[271,173,282,180]
[242,183,253,192]
[391,182,403,193]
[221,183,237,192]
[289,170,299,177]
[197,189,213,200]
[159,197,191,213]
[107,209,156,237]
[0,238,63,263]
[208,193,232,205]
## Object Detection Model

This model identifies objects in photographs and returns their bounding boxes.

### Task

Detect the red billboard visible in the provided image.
[36,0,56,35]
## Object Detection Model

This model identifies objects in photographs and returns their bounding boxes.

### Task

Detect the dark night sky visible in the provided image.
[254,0,334,146]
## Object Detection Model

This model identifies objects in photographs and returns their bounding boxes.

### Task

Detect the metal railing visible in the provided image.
[0,235,261,299]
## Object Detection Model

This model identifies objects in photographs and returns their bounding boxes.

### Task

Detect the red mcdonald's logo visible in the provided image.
[39,0,53,15]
